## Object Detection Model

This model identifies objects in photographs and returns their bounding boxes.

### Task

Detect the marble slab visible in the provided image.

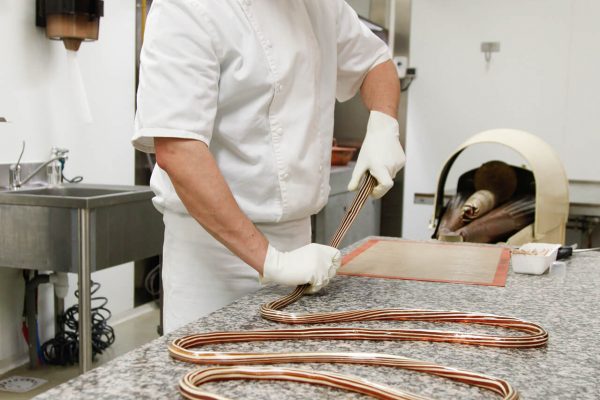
[34,237,600,399]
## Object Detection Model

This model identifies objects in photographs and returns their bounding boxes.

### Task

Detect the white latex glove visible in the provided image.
[261,243,341,294]
[348,110,406,199]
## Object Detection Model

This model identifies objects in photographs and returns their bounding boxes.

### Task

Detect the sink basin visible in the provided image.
[8,187,129,198]
[0,184,154,208]
[0,183,164,272]
[0,182,47,191]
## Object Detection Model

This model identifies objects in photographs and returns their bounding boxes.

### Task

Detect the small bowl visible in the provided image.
[331,146,356,166]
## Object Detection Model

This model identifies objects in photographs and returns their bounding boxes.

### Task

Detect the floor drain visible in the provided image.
[0,376,47,393]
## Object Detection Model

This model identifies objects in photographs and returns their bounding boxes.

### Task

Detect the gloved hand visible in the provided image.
[261,243,341,294]
[348,110,406,199]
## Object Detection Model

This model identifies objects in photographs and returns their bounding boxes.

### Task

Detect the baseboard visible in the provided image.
[0,355,29,376]
[110,301,159,326]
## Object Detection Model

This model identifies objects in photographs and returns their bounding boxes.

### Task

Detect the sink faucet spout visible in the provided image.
[9,143,69,190]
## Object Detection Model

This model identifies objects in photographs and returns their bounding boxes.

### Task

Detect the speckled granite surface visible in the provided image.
[35,237,600,399]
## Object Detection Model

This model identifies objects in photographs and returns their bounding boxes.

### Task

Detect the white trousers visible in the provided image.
[162,211,311,334]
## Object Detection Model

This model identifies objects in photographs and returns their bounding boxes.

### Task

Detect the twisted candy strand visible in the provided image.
[171,174,546,399]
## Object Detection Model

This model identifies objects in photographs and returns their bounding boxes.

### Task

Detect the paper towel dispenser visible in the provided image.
[36,0,104,51]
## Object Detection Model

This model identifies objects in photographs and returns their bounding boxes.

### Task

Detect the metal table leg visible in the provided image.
[78,209,92,373]
[54,294,64,336]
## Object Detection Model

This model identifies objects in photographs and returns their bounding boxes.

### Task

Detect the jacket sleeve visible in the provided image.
[335,0,392,103]
[132,0,220,153]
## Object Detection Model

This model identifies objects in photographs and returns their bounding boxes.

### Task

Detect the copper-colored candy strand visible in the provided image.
[171,173,546,399]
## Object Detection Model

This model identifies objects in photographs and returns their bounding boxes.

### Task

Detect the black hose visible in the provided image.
[41,281,115,365]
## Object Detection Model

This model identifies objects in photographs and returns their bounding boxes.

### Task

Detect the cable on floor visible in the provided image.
[41,281,115,366]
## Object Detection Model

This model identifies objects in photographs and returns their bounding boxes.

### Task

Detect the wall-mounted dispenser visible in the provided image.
[36,0,104,51]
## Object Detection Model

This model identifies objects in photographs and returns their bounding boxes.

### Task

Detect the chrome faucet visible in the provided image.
[9,142,69,190]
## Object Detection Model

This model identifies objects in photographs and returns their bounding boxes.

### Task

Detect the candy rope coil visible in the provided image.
[171,174,547,399]
[178,362,517,400]
[179,366,433,400]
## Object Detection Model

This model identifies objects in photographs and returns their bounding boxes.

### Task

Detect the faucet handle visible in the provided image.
[52,147,69,159]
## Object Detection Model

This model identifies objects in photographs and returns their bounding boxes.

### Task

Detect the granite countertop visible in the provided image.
[35,237,600,399]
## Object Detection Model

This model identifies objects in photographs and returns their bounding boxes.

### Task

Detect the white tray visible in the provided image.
[511,243,561,275]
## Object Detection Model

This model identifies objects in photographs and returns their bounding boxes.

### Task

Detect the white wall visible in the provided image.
[404,0,600,239]
[0,0,135,372]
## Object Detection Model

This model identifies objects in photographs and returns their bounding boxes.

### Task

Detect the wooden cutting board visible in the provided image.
[339,239,510,286]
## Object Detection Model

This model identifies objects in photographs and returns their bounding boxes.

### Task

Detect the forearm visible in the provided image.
[154,138,268,273]
[360,59,400,119]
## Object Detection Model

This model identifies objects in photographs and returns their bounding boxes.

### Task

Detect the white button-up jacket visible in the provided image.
[132,0,390,223]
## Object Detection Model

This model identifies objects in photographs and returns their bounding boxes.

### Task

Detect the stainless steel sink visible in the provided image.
[9,187,128,197]
[0,183,163,271]
[0,184,155,209]
[0,182,47,191]
[0,183,164,372]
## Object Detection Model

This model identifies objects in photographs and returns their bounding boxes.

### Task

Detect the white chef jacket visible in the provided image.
[132,0,390,223]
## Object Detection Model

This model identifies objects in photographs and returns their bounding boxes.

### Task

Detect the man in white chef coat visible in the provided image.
[132,0,405,333]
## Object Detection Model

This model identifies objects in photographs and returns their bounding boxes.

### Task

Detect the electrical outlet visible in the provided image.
[481,42,501,53]
[481,42,501,62]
